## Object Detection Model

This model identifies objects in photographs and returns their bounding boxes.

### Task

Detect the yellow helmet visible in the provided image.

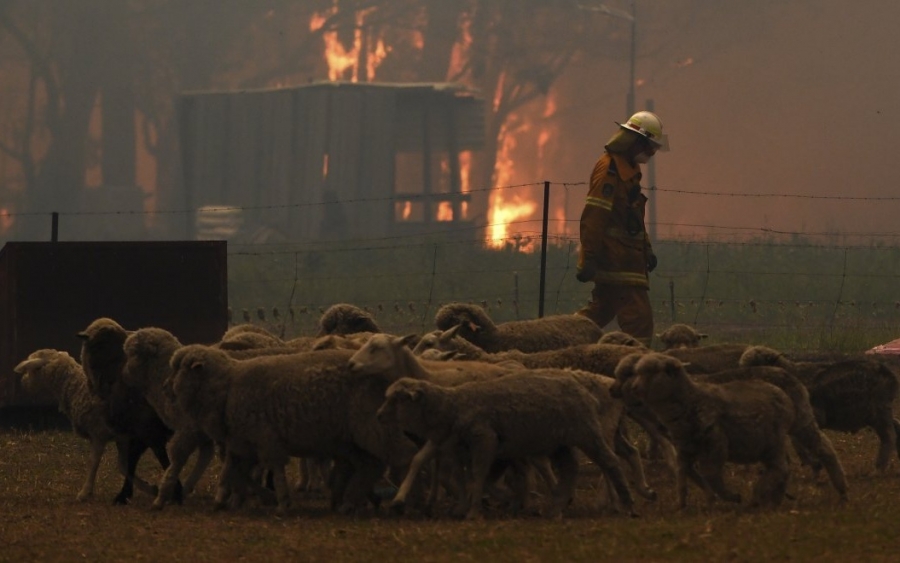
[618,111,669,151]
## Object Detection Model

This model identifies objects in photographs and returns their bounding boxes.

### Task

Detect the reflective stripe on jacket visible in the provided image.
[579,152,652,288]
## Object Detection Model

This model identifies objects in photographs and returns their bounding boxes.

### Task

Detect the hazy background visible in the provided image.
[548,0,900,240]
[0,0,896,244]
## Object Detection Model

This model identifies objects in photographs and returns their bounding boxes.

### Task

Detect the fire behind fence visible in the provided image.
[4,181,900,352]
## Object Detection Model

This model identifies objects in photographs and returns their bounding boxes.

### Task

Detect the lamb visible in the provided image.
[656,323,708,349]
[122,327,216,509]
[629,352,795,509]
[376,373,637,519]
[316,303,381,336]
[434,302,603,353]
[168,345,418,514]
[78,317,177,505]
[350,333,657,507]
[14,349,157,501]
[740,345,900,473]
[695,365,848,502]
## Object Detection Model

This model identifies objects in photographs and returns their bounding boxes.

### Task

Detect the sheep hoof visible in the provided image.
[112,494,130,506]
[389,500,407,516]
[150,499,166,511]
[76,492,90,502]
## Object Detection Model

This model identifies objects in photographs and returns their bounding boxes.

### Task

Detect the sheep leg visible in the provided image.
[795,426,848,502]
[183,438,215,497]
[213,452,236,510]
[339,455,385,514]
[392,439,439,510]
[696,456,741,504]
[676,451,715,509]
[152,429,198,510]
[464,430,499,520]
[78,438,107,501]
[148,439,181,502]
[113,437,150,505]
[628,412,677,474]
[752,453,790,508]
[872,412,897,472]
[266,462,292,515]
[614,424,657,501]
[580,430,637,516]
[547,447,578,519]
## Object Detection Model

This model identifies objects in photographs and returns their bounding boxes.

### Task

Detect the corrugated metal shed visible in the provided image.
[0,241,228,408]
[178,81,485,242]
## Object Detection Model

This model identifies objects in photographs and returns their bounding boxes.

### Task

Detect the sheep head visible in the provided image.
[739,346,791,369]
[610,351,647,399]
[434,303,493,343]
[631,353,691,402]
[411,324,462,356]
[377,378,427,427]
[78,317,129,398]
[599,331,646,348]
[348,333,417,375]
[316,303,380,337]
[656,323,707,350]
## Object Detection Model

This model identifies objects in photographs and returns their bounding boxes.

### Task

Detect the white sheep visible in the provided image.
[14,349,157,502]
[655,323,708,350]
[168,345,418,514]
[122,327,216,509]
[629,352,795,510]
[434,302,603,353]
[351,333,657,509]
[376,373,638,519]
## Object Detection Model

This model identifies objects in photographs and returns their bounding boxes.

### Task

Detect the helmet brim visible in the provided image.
[615,121,670,152]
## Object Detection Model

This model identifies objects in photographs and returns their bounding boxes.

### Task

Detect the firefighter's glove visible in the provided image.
[647,253,658,273]
[576,261,596,283]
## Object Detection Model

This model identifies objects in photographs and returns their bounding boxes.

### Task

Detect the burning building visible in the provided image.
[178,81,486,242]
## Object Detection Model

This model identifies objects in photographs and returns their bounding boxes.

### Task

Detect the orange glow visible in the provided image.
[487,192,537,249]
[311,5,389,82]
[399,201,412,220]
[447,12,473,82]
[487,123,537,248]
[437,201,453,221]
[0,208,13,232]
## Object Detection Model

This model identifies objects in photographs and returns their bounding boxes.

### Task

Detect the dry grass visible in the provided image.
[2,426,900,562]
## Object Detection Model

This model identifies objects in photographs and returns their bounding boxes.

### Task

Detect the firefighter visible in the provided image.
[575,111,669,347]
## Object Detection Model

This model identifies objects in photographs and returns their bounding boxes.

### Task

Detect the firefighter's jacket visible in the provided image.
[578,152,652,288]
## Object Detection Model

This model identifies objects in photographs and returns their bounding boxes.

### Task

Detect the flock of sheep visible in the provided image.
[13,302,900,519]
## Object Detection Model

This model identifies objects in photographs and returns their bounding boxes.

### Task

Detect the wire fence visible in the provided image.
[4,181,900,352]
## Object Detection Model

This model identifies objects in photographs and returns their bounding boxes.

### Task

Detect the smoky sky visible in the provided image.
[541,0,900,241]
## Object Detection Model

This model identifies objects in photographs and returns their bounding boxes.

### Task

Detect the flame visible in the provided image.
[447,12,473,82]
[398,201,412,220]
[310,4,389,82]
[437,202,453,221]
[487,123,537,248]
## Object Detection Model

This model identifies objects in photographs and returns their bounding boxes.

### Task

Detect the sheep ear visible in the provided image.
[466,321,480,333]
[440,324,462,342]
[400,333,418,347]
[14,357,45,374]
[77,331,89,340]
[189,359,205,371]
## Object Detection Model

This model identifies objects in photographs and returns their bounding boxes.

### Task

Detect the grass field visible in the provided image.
[2,426,900,562]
